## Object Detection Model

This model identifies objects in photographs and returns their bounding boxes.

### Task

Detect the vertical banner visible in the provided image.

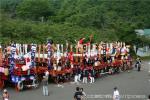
[31,44,36,68]
[10,43,16,73]
[38,45,41,62]
[47,39,52,70]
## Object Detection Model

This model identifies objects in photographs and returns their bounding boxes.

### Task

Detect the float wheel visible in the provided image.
[32,79,39,88]
[16,81,23,91]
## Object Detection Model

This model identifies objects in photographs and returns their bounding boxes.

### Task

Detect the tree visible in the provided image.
[16,0,53,20]
[0,0,150,45]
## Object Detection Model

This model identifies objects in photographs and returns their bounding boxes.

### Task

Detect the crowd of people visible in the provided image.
[73,63,95,85]
[0,39,149,100]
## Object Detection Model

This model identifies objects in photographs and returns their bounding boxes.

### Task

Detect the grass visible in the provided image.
[140,56,150,60]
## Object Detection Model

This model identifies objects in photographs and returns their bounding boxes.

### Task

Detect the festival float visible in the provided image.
[0,37,133,91]
[0,43,38,91]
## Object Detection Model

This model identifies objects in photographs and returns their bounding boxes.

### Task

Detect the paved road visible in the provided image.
[1,61,150,100]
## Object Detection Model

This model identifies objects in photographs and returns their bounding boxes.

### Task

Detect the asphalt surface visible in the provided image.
[0,61,150,100]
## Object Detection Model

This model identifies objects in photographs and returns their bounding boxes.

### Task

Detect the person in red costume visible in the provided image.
[79,38,85,44]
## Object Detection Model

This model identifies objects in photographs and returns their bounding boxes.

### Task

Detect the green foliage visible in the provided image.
[0,0,150,45]
[141,56,150,60]
[16,0,54,20]
[0,0,22,12]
